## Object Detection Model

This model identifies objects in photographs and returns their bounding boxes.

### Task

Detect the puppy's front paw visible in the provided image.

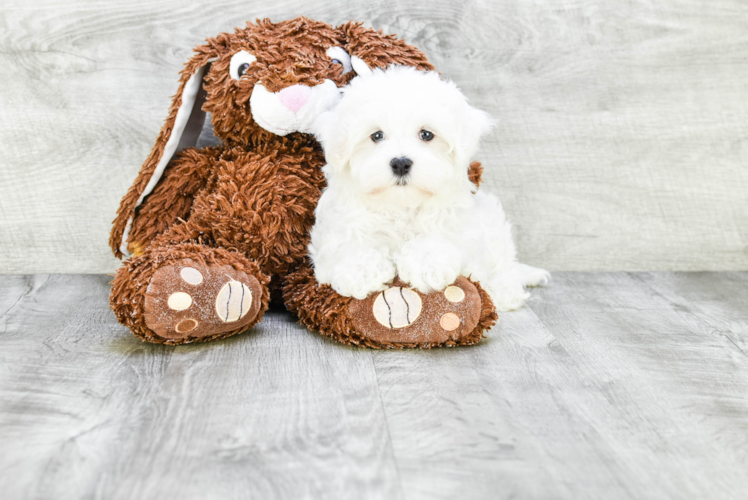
[396,246,462,294]
[329,250,396,300]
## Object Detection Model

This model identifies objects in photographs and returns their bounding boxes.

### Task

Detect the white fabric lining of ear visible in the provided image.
[119,61,214,256]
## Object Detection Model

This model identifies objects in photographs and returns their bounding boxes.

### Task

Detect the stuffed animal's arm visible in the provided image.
[110,147,220,258]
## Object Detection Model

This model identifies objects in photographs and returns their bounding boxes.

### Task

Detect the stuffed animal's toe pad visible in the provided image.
[144,260,263,342]
[348,277,482,346]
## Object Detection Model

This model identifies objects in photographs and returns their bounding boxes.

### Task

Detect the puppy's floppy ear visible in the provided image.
[311,109,351,174]
[110,43,219,258]
[452,102,495,170]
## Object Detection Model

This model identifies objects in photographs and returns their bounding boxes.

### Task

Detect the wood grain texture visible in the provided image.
[0,275,401,500]
[372,274,748,499]
[1,272,747,499]
[0,0,747,273]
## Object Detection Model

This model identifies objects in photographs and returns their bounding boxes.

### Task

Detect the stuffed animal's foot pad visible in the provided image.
[371,287,423,328]
[144,260,262,341]
[348,277,482,345]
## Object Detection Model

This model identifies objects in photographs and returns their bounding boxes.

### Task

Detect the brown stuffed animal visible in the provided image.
[110,17,497,347]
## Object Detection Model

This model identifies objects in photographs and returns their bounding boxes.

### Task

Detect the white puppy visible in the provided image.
[308,66,548,311]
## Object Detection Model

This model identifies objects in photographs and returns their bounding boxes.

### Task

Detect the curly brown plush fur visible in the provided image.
[109,17,496,347]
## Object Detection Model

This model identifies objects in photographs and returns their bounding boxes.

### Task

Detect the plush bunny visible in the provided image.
[110,17,497,347]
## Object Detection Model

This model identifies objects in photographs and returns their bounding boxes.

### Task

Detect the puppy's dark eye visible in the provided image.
[238,63,250,77]
[331,59,342,66]
[371,131,385,143]
[419,130,434,141]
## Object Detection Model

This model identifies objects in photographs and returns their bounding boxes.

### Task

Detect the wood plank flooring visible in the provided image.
[1,273,746,499]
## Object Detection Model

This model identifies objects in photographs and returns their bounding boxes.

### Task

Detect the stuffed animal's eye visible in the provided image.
[325,47,353,74]
[419,130,434,141]
[371,131,385,143]
[230,50,257,80]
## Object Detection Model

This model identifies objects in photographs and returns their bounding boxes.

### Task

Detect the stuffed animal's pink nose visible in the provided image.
[279,85,312,114]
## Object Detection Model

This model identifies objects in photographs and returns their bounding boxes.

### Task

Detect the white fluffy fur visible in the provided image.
[309,66,549,311]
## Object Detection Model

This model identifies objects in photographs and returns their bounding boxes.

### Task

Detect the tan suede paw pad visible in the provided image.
[144,259,262,340]
[348,276,482,345]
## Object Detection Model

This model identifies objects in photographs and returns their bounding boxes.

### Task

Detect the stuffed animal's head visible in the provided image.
[161,18,437,149]
[173,18,348,147]
[199,18,357,143]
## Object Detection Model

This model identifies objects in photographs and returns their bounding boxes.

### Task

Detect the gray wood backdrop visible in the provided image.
[1,0,746,274]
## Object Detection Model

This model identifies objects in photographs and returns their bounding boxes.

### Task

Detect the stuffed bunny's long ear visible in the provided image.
[109,52,217,258]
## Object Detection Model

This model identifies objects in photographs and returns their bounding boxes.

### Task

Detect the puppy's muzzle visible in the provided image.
[390,157,412,178]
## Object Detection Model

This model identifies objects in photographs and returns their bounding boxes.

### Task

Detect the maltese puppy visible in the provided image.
[308,66,549,311]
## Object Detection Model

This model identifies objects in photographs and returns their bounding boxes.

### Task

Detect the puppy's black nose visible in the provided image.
[390,157,413,176]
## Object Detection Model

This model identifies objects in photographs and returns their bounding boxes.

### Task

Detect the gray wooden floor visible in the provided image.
[1,273,747,499]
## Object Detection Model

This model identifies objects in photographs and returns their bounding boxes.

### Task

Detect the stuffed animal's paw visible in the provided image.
[348,276,487,346]
[143,259,264,341]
